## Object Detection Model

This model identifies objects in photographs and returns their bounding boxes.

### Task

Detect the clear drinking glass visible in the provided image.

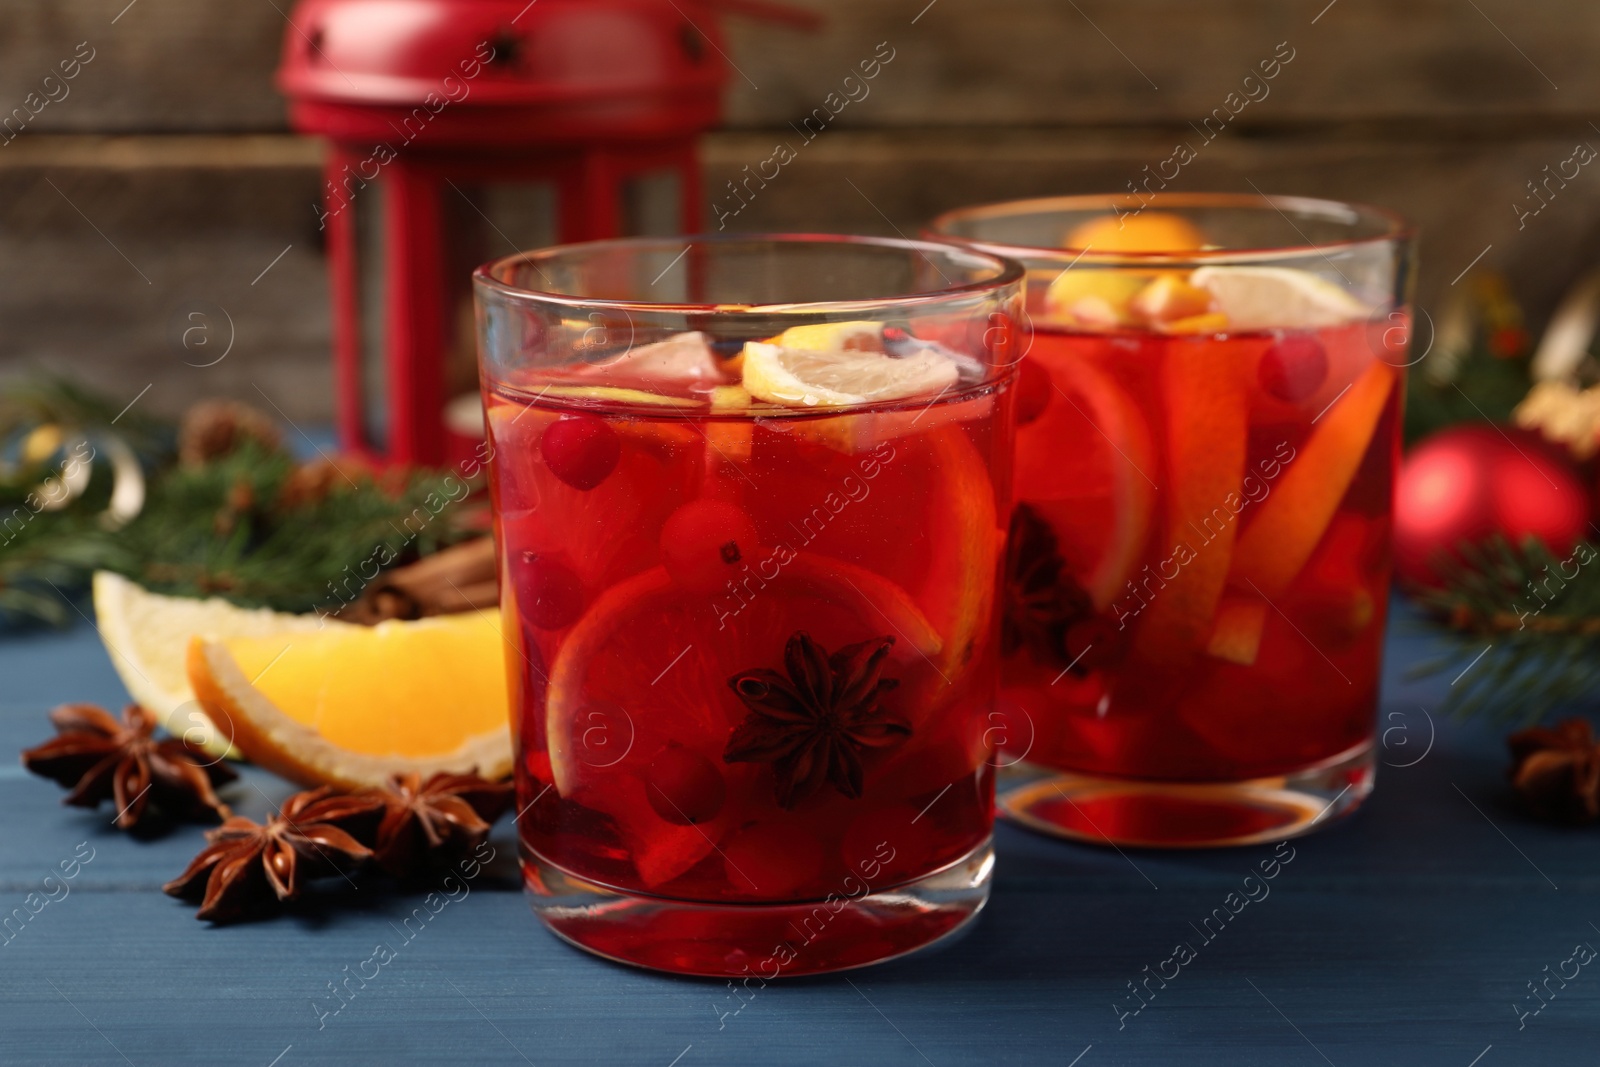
[928,193,1415,847]
[474,234,1023,975]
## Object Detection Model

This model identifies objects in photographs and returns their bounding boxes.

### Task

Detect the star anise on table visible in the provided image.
[1507,717,1600,824]
[1002,504,1096,668]
[365,771,513,879]
[164,787,385,923]
[723,632,911,809]
[21,703,236,830]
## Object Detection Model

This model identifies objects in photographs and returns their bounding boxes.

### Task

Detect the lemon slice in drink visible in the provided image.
[1190,266,1370,331]
[742,340,958,408]
[774,320,885,352]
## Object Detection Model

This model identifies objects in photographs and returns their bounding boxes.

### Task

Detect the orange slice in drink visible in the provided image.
[1014,354,1155,610]
[485,394,699,590]
[1131,336,1252,663]
[919,425,1003,678]
[1230,359,1397,599]
[543,555,942,888]
[1065,212,1207,253]
[746,420,1001,678]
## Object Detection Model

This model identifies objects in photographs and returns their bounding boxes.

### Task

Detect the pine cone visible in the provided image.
[277,459,347,510]
[178,400,284,467]
[1507,718,1600,823]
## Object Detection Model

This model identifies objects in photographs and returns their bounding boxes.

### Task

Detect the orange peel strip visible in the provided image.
[1132,340,1250,663]
[1230,360,1397,599]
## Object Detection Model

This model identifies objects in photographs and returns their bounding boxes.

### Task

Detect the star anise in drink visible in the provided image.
[1507,717,1600,823]
[366,771,513,879]
[164,787,385,923]
[21,703,236,830]
[1002,504,1096,668]
[724,632,911,809]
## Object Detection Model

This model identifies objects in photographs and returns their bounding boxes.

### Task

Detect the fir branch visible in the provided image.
[0,374,174,466]
[1409,536,1600,723]
[0,379,485,627]
[102,444,481,614]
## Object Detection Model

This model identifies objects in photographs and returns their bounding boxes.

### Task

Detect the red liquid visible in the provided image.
[487,384,1003,928]
[1000,319,1399,782]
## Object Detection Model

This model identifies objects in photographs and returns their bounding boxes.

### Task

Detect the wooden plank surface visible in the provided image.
[0,0,1593,133]
[0,611,1595,1065]
[0,129,1593,422]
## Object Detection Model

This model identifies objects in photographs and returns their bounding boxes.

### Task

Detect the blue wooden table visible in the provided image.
[0,605,1592,1066]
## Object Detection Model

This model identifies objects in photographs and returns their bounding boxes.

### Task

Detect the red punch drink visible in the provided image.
[930,195,1413,847]
[475,236,1022,975]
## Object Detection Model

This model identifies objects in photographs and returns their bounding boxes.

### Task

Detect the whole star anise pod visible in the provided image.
[365,771,512,879]
[164,787,384,923]
[21,703,236,830]
[1002,504,1095,667]
[724,632,910,809]
[1508,718,1600,823]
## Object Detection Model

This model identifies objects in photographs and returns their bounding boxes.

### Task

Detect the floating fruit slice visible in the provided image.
[704,383,753,465]
[774,320,885,352]
[920,427,1002,678]
[485,394,697,590]
[1132,337,1251,663]
[533,384,699,408]
[1014,354,1155,610]
[742,340,958,408]
[187,609,512,789]
[1190,266,1370,332]
[92,571,356,757]
[1129,273,1214,325]
[745,422,998,680]
[1041,270,1149,330]
[1206,595,1268,665]
[1230,360,1397,598]
[567,332,729,390]
[1065,212,1207,253]
[543,556,941,887]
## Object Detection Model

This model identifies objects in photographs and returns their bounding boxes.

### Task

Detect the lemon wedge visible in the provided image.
[92,571,355,757]
[1190,266,1370,332]
[741,341,958,408]
[533,384,697,407]
[774,320,884,352]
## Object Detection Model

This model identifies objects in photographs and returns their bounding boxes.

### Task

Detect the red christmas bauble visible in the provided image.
[1394,424,1589,586]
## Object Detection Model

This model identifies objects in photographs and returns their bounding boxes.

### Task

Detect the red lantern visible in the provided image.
[277,0,817,466]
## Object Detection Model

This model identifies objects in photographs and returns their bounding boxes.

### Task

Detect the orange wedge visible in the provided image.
[187,610,512,790]
[1230,360,1397,598]
[1066,212,1206,253]
[1132,337,1252,663]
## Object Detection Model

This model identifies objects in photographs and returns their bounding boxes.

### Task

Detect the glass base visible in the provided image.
[998,741,1374,848]
[523,837,993,978]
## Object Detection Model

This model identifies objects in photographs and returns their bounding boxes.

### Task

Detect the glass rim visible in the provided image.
[924,192,1415,266]
[472,231,1026,314]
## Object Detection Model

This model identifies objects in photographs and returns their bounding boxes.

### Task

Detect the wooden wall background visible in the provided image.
[2,0,1598,420]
